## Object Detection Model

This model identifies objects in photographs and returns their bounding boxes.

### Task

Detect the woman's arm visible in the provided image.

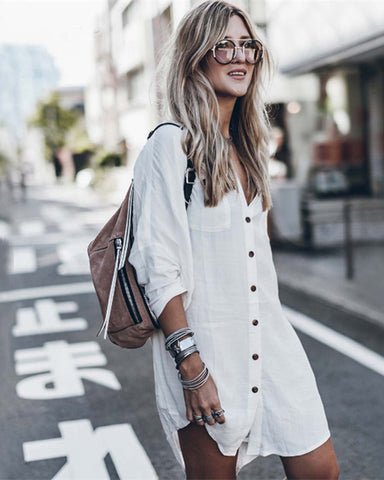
[158,294,203,375]
[159,294,226,426]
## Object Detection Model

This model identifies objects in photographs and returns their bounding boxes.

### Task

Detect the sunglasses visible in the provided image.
[210,38,264,65]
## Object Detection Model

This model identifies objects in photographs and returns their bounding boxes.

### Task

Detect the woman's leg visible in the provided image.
[178,422,239,480]
[280,437,339,480]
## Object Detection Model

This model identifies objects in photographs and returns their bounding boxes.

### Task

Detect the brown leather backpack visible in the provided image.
[87,122,195,348]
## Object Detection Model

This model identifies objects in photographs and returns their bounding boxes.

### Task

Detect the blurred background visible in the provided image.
[0,1,383,479]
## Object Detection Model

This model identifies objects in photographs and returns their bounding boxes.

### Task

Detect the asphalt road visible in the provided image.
[0,183,383,480]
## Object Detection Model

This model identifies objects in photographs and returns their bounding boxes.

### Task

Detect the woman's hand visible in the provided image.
[179,352,226,426]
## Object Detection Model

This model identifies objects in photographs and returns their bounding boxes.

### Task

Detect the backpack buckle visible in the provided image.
[185,167,195,185]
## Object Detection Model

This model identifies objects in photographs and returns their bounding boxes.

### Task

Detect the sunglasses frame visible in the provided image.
[210,38,264,65]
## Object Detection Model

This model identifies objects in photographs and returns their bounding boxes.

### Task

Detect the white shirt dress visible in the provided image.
[128,123,331,475]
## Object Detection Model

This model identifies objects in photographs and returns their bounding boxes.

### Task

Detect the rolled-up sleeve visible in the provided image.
[128,124,194,318]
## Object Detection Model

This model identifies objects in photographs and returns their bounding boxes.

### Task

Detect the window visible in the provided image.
[126,67,144,103]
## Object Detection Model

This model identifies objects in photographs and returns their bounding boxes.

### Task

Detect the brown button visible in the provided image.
[248,251,254,257]
[252,353,259,360]
[250,285,257,292]
[245,217,251,223]
[252,386,258,393]
[252,319,259,326]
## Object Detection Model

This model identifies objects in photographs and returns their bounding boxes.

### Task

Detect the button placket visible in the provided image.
[243,207,261,398]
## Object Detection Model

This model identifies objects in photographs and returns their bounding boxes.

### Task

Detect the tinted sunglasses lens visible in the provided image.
[213,40,263,65]
[244,40,262,64]
[214,40,233,64]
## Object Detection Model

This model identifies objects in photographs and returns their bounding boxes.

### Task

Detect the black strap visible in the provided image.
[183,157,196,209]
[147,121,181,140]
[147,122,196,209]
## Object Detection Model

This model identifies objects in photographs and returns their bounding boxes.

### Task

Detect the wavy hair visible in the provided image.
[158,0,275,209]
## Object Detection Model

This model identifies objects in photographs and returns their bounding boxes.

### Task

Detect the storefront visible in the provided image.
[264,0,384,246]
[281,34,384,200]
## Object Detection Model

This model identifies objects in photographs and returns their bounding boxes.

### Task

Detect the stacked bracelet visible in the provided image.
[165,327,193,354]
[165,327,199,369]
[178,363,210,391]
[175,345,199,370]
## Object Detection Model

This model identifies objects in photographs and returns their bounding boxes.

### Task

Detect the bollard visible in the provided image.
[343,201,354,280]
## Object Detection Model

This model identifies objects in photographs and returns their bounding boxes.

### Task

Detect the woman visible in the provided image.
[129,1,340,479]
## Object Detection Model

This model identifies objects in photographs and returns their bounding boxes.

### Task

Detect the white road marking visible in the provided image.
[12,232,93,246]
[0,220,10,240]
[19,220,45,236]
[59,220,84,233]
[23,419,158,479]
[40,205,68,222]
[15,340,120,399]
[8,247,37,274]
[57,240,91,275]
[13,299,87,336]
[0,282,94,303]
[283,305,384,377]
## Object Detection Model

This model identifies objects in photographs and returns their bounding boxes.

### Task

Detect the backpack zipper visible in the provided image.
[96,237,123,339]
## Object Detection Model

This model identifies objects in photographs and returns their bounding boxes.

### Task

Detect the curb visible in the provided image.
[277,276,384,332]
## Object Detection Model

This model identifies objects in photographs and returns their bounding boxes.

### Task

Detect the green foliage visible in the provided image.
[29,92,78,160]
[98,152,122,169]
[66,122,94,154]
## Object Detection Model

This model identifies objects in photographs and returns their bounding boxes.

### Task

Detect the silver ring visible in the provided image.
[213,408,225,418]
[203,414,214,422]
[193,414,203,422]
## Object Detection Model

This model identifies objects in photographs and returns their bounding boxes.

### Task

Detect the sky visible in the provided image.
[0,0,106,87]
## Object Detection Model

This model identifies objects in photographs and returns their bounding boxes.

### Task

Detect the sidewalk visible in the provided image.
[273,243,384,330]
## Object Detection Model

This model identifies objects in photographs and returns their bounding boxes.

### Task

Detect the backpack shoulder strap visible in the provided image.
[147,121,181,139]
[146,122,196,209]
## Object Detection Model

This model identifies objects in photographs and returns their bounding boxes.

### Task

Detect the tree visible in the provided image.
[29,92,78,177]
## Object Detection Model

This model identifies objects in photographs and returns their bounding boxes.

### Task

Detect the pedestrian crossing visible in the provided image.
[5,206,107,275]
[8,241,91,276]
[9,246,37,274]
[18,220,46,236]
[0,220,10,240]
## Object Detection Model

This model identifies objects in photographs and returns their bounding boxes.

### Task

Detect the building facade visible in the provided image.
[0,44,59,158]
[0,44,59,183]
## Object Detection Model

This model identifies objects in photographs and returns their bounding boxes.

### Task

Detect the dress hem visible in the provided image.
[256,431,331,458]
[169,419,331,475]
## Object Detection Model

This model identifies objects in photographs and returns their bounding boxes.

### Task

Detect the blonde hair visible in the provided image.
[158,0,275,210]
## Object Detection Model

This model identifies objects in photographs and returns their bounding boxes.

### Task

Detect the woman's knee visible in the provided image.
[280,437,340,480]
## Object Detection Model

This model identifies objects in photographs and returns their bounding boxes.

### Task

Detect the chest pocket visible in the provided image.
[187,179,231,233]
